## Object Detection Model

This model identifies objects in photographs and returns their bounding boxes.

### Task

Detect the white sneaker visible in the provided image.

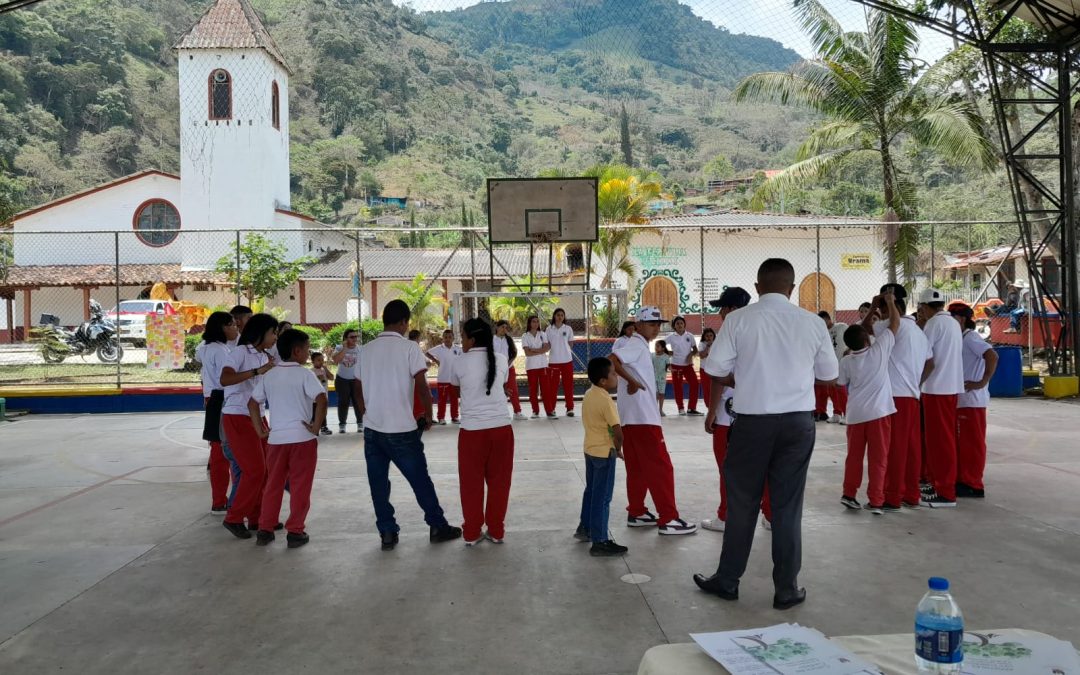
[677,409,687,416]
[658,518,698,535]
[484,531,503,544]
[700,518,725,532]
[827,414,841,424]
[761,517,772,531]
[513,412,526,421]
[530,413,540,419]
[838,414,847,426]
[464,536,484,547]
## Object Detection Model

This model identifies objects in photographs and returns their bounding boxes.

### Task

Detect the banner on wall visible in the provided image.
[841,253,872,270]
[146,314,186,371]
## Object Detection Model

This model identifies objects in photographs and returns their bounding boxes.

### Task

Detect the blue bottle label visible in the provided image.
[915,624,964,664]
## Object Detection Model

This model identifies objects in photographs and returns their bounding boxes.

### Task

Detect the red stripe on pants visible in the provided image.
[527,368,556,415]
[437,383,459,421]
[550,361,575,411]
[923,393,958,500]
[884,397,922,505]
[700,368,712,409]
[260,439,318,534]
[458,425,515,541]
[712,426,771,521]
[622,424,679,523]
[222,414,268,527]
[957,407,987,490]
[208,441,230,508]
[670,364,699,411]
[505,366,522,414]
[843,415,892,506]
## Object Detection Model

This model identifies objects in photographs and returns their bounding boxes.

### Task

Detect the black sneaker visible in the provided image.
[223,520,252,539]
[921,493,957,508]
[566,410,575,418]
[380,531,399,551]
[321,427,332,436]
[339,425,347,434]
[210,505,227,514]
[286,532,310,549]
[840,495,862,510]
[882,503,902,513]
[573,525,591,542]
[589,540,628,556]
[686,409,704,416]
[451,419,461,425]
[920,481,935,495]
[955,483,985,498]
[255,530,275,546]
[658,518,698,535]
[627,511,658,527]
[814,412,829,422]
[866,504,884,515]
[901,500,921,509]
[547,413,557,419]
[430,525,463,543]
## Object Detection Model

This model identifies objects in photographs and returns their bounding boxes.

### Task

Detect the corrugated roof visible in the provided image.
[174,0,291,73]
[1,264,229,290]
[302,247,572,281]
[643,210,874,229]
[944,245,1024,270]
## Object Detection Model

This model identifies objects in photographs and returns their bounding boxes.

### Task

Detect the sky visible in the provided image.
[394,0,955,62]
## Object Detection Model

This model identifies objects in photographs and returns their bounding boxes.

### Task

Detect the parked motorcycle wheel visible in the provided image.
[42,347,67,364]
[97,342,123,363]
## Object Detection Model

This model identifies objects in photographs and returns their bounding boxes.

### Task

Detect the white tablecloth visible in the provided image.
[637,629,1065,675]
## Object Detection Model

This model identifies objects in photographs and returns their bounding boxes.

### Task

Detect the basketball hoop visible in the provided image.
[529,231,557,246]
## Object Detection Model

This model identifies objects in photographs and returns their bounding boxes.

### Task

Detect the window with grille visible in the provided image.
[209,69,232,120]
[271,81,280,129]
[133,200,180,247]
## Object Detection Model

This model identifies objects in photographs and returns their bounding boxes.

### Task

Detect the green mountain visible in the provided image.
[0,0,822,231]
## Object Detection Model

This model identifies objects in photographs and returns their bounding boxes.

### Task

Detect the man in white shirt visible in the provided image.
[815,311,849,424]
[609,306,697,536]
[873,284,931,510]
[694,258,839,610]
[358,300,462,551]
[917,288,965,508]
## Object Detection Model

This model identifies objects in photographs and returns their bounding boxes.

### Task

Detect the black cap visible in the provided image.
[879,283,907,301]
[709,286,751,309]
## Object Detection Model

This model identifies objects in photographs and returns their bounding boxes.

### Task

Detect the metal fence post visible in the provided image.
[355,234,362,337]
[235,230,242,307]
[699,227,705,320]
[815,223,822,311]
[469,230,478,319]
[930,224,936,290]
[114,231,121,389]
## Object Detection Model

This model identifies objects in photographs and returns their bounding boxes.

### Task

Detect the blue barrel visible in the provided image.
[988,346,1023,397]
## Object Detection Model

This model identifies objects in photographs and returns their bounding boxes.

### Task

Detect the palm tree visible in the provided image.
[389,273,447,335]
[591,165,665,294]
[733,0,996,283]
[487,276,558,331]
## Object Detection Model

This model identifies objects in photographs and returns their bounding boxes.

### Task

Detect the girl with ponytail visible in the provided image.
[451,318,515,546]
[494,320,525,420]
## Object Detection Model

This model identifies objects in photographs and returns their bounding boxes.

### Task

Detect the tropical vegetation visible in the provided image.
[389,274,447,334]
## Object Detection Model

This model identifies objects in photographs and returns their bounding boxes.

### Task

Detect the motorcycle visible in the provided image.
[38,300,124,364]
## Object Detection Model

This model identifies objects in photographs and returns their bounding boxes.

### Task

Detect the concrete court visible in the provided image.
[0,398,1078,674]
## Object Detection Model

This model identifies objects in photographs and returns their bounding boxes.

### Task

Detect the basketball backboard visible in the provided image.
[487,178,599,244]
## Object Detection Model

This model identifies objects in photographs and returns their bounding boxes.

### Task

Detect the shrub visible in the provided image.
[322,319,382,351]
[184,334,202,366]
[293,325,326,349]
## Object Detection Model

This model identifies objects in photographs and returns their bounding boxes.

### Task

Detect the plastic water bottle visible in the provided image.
[915,577,964,673]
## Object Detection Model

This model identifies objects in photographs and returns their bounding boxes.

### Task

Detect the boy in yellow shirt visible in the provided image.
[575,357,627,556]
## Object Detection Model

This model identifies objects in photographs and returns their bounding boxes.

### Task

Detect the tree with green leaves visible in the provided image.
[215,233,314,305]
[733,0,996,283]
[487,276,558,331]
[589,164,665,295]
[702,153,735,181]
[389,273,447,334]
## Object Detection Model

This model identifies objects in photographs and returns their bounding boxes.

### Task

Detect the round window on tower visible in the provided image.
[132,199,181,247]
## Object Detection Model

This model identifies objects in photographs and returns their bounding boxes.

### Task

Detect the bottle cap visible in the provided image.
[928,577,950,591]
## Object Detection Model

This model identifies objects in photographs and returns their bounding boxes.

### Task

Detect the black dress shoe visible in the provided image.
[255,530,275,546]
[693,573,738,600]
[380,531,399,551]
[430,525,463,543]
[773,588,807,610]
[223,520,252,539]
[286,532,309,549]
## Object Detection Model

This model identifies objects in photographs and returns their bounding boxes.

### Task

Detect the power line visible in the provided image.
[0,0,49,14]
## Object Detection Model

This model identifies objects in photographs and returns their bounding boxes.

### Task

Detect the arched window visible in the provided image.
[271,81,280,130]
[209,69,232,120]
[133,199,181,247]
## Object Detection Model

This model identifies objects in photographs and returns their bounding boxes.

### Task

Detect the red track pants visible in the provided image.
[814,383,848,416]
[437,383,460,421]
[670,364,699,412]
[222,414,268,528]
[458,425,515,541]
[884,397,922,506]
[527,367,556,415]
[260,439,318,535]
[700,368,712,409]
[712,426,771,522]
[957,407,987,490]
[208,441,231,509]
[844,415,892,507]
[549,361,575,412]
[623,424,680,524]
[923,393,959,500]
[505,366,522,414]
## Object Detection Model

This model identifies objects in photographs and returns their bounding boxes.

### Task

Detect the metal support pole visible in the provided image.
[235,230,242,307]
[967,223,973,302]
[469,230,478,319]
[114,232,121,389]
[1059,47,1079,376]
[815,223,821,311]
[699,227,706,319]
[930,224,936,290]
[354,234,363,337]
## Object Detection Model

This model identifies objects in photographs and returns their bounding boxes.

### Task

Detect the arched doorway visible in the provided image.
[640,276,679,322]
[798,273,835,316]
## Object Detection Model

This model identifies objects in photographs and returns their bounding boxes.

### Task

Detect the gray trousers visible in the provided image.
[715,411,816,595]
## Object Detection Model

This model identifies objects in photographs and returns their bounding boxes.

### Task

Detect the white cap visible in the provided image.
[918,288,946,304]
[1013,279,1029,289]
[635,306,666,322]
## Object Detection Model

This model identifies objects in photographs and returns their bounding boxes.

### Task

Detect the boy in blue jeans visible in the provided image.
[575,357,627,556]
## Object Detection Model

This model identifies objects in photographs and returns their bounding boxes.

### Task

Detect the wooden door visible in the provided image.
[641,276,679,322]
[798,273,835,316]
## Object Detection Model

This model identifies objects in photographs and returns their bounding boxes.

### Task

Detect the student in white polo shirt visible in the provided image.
[609,306,697,536]
[358,300,462,552]
[665,316,702,416]
[694,259,838,611]
[873,284,931,510]
[427,329,463,425]
[493,320,526,421]
[451,318,514,546]
[838,291,900,515]
[949,303,998,499]
[522,315,555,418]
[545,308,576,417]
[249,328,327,549]
[917,288,965,508]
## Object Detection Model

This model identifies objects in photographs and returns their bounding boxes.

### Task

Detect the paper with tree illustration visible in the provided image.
[692,623,882,674]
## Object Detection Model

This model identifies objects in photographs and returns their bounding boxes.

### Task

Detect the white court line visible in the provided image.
[158,415,206,450]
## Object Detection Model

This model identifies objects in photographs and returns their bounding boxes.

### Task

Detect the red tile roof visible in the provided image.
[174,0,291,73]
[1,264,230,290]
